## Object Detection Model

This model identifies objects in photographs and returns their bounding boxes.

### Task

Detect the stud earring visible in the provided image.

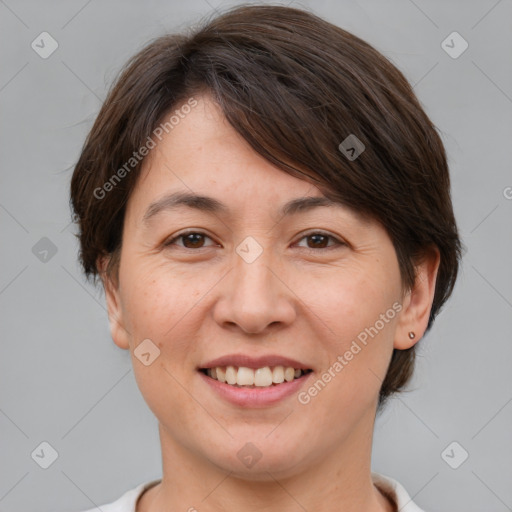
[408,331,415,339]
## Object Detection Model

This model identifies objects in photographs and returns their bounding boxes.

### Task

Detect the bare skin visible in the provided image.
[99,93,439,512]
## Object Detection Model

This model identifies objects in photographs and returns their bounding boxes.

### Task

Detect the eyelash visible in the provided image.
[163,230,345,252]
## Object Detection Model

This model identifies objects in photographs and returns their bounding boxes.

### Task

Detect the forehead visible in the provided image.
[128,96,318,202]
[125,93,372,228]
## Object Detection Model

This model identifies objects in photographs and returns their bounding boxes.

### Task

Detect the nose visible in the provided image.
[212,245,297,335]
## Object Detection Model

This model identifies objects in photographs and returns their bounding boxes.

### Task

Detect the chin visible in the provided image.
[204,437,310,481]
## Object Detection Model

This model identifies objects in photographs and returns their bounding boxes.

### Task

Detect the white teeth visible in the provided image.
[216,366,226,383]
[237,366,254,386]
[204,365,308,387]
[254,367,273,387]
[272,366,285,383]
[225,365,237,385]
[284,367,295,382]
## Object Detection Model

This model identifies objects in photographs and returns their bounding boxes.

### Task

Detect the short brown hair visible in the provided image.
[70,3,462,410]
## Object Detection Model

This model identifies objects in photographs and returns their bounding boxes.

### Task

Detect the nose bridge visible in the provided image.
[214,235,296,333]
[235,240,274,291]
[233,235,278,304]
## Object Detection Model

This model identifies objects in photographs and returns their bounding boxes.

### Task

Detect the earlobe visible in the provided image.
[394,246,441,350]
[97,255,130,350]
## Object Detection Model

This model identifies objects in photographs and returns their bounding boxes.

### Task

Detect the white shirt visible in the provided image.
[78,472,425,511]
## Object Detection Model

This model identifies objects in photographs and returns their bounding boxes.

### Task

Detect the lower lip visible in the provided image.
[198,371,313,408]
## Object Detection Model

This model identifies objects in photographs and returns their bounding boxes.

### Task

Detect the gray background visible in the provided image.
[1,0,511,511]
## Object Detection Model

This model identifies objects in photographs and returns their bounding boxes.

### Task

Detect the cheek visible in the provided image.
[301,319,396,439]
[121,269,207,423]
[120,258,205,338]
[303,261,397,342]
[301,263,399,404]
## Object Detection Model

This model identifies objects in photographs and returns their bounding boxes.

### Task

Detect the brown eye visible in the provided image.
[307,234,329,248]
[164,231,215,249]
[296,232,344,250]
[181,233,206,248]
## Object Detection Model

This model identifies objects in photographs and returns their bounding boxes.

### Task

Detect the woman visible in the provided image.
[70,4,462,511]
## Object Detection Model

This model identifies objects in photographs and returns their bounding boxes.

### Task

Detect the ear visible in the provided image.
[97,255,130,350]
[394,246,441,350]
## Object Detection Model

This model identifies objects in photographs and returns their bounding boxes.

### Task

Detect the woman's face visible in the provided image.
[102,93,434,479]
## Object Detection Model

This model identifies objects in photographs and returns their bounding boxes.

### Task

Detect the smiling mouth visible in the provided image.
[199,365,313,388]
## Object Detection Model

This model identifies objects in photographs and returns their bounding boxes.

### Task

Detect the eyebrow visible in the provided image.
[142,191,342,227]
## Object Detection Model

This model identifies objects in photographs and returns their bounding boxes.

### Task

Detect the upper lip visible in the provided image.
[200,354,311,370]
